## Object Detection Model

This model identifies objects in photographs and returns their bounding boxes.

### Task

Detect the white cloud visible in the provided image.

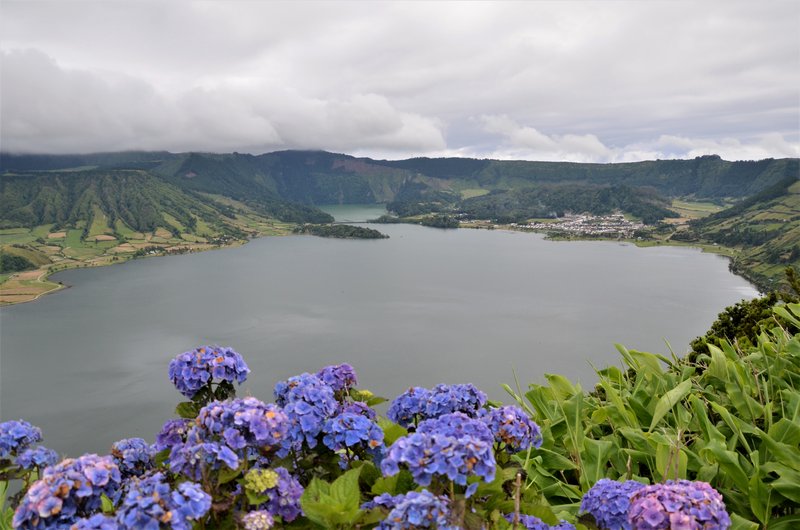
[1,1,798,159]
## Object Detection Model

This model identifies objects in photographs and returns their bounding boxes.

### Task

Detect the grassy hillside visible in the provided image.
[674,177,800,291]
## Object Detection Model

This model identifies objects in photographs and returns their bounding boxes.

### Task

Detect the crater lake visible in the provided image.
[0,205,758,456]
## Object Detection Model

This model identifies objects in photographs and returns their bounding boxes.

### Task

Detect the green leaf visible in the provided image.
[769,515,800,530]
[728,513,759,530]
[648,379,691,431]
[377,418,408,446]
[101,493,114,514]
[748,470,770,526]
[217,462,243,485]
[581,438,614,486]
[330,467,362,512]
[175,401,199,419]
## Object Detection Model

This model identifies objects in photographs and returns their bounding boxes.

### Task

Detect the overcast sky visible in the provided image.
[1,1,799,162]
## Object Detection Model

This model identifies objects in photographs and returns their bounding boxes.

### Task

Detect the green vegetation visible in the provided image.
[672,177,800,291]
[503,299,800,528]
[294,224,389,239]
[0,253,35,273]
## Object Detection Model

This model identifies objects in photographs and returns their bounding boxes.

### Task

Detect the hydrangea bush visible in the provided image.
[1,345,737,530]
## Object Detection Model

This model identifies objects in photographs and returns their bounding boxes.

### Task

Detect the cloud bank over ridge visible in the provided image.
[1,1,798,161]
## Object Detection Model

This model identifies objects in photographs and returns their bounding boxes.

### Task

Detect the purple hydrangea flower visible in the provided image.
[424,384,487,418]
[322,412,384,464]
[338,401,377,420]
[169,441,239,480]
[241,510,274,530]
[168,345,250,398]
[0,420,43,460]
[504,514,577,530]
[71,514,120,530]
[13,454,122,530]
[274,373,338,453]
[381,413,496,487]
[581,479,646,530]
[117,472,210,530]
[316,364,358,393]
[627,480,731,530]
[417,412,494,445]
[387,384,487,429]
[111,438,154,477]
[387,387,431,428]
[480,406,543,453]
[375,490,456,530]
[254,467,304,522]
[154,418,192,452]
[16,446,59,470]
[361,492,399,511]
[194,398,288,451]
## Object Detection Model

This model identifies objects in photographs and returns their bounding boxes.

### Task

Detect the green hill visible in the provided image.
[675,176,800,290]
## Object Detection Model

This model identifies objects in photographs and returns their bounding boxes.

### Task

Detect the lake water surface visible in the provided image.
[0,205,757,456]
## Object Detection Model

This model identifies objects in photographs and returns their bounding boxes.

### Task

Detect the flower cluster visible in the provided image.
[0,420,43,460]
[382,413,496,486]
[338,401,377,420]
[580,479,646,530]
[249,467,304,522]
[480,406,543,453]
[241,510,275,530]
[168,345,250,398]
[154,418,192,452]
[316,363,358,393]
[111,438,154,477]
[13,454,122,530]
[322,412,384,465]
[169,441,239,480]
[627,480,731,530]
[194,397,288,451]
[274,373,338,452]
[116,472,211,530]
[16,446,59,471]
[374,490,456,530]
[387,384,487,428]
[72,514,119,530]
[504,514,577,530]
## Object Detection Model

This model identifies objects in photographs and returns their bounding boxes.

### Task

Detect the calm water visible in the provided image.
[0,205,757,457]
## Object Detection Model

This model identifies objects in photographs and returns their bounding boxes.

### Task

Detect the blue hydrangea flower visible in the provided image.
[322,412,384,464]
[387,384,487,429]
[381,415,496,487]
[117,472,210,530]
[375,490,456,530]
[194,398,288,451]
[417,412,494,445]
[169,441,239,480]
[387,387,431,428]
[581,478,646,530]
[168,345,250,398]
[0,420,42,460]
[316,364,358,393]
[253,467,304,522]
[111,438,154,477]
[16,446,59,470]
[627,480,731,530]
[361,492,399,511]
[504,514,577,530]
[241,510,274,530]
[338,401,377,420]
[480,406,543,453]
[274,373,337,453]
[71,514,120,530]
[154,419,192,452]
[13,454,122,530]
[424,384,487,419]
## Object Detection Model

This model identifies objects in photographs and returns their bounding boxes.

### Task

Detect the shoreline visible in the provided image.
[0,219,762,307]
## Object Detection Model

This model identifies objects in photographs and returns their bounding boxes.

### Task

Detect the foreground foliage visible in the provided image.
[2,302,799,529]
